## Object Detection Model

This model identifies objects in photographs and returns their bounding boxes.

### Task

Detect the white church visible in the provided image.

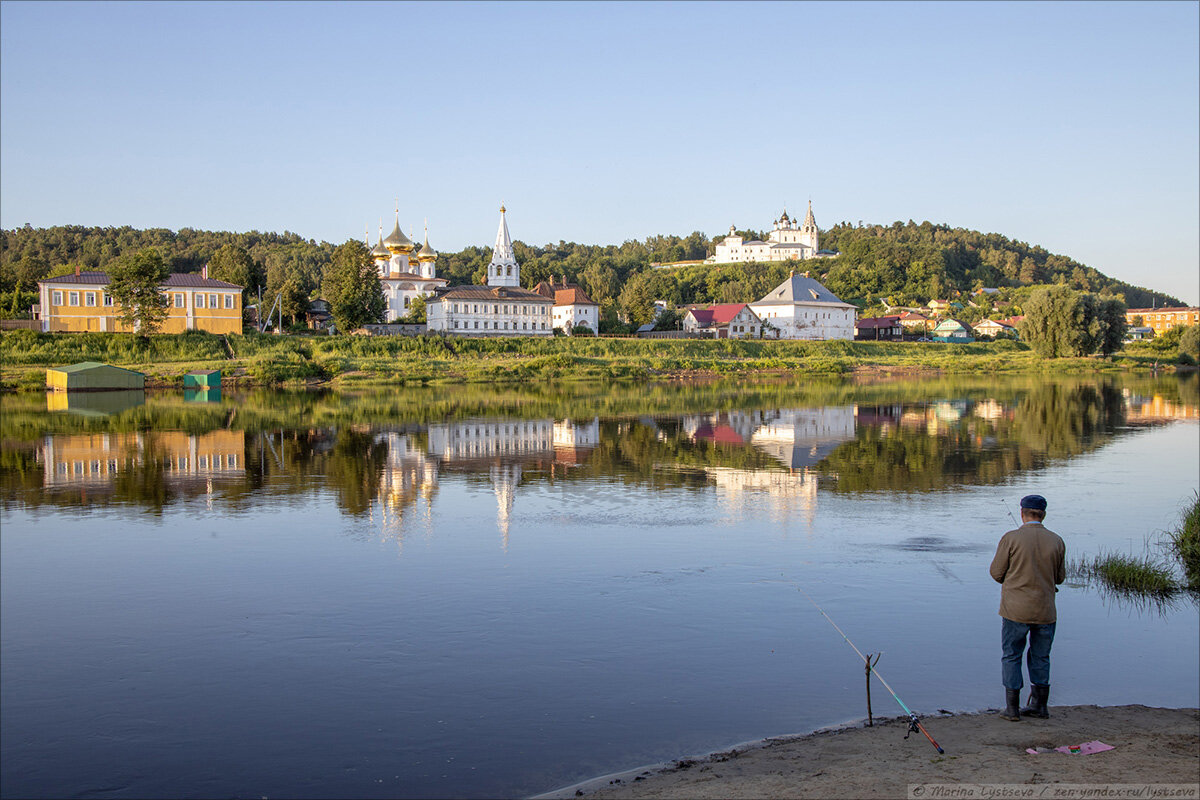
[367,209,447,322]
[708,202,823,264]
[425,207,555,335]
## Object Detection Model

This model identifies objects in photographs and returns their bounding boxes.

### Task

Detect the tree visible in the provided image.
[208,244,262,300]
[1179,325,1200,361]
[107,248,170,334]
[321,240,385,333]
[400,294,426,324]
[1021,285,1125,358]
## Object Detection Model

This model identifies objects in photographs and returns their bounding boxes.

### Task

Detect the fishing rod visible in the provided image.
[794,583,945,754]
[998,496,1020,528]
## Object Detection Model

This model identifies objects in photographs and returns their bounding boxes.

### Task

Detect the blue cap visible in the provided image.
[1020,494,1048,511]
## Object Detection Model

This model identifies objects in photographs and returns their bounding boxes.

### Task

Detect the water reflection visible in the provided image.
[3,376,1196,529]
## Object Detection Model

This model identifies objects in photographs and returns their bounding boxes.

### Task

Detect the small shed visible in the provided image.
[184,370,221,388]
[47,362,145,392]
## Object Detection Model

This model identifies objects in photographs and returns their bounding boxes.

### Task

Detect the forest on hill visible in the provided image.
[0,221,1179,328]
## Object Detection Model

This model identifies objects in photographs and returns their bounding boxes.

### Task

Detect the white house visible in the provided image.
[368,211,447,322]
[708,202,821,264]
[532,277,600,334]
[749,272,856,340]
[426,206,554,335]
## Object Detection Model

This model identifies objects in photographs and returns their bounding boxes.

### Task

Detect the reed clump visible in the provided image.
[1070,492,1200,602]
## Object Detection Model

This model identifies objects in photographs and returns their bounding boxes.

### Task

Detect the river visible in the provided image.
[1,374,1197,799]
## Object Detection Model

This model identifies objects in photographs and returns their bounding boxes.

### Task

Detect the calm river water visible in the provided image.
[2,374,1197,799]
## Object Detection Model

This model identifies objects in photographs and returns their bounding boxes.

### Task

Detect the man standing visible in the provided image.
[989,494,1066,721]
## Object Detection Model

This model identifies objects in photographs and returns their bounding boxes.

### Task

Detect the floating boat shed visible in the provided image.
[46,362,145,392]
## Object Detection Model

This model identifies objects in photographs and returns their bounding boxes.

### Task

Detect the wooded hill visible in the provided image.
[1,221,1179,328]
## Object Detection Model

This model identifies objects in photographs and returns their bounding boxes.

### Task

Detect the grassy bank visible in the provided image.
[0,329,1180,391]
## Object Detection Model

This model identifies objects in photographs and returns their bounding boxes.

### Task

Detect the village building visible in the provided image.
[681,303,762,339]
[367,209,447,323]
[972,318,1017,339]
[898,310,933,335]
[1124,307,1199,335]
[853,315,902,341]
[748,271,856,340]
[425,207,554,336]
[532,277,600,334]
[931,318,974,342]
[38,267,243,334]
[708,202,823,264]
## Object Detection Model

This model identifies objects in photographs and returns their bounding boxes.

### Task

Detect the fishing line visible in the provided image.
[786,580,945,754]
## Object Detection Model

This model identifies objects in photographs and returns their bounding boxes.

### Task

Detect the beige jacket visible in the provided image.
[989,522,1066,624]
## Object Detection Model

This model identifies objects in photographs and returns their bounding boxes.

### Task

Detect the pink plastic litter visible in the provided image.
[1025,741,1115,755]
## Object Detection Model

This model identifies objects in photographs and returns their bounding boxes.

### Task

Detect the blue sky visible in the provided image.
[2,0,1197,303]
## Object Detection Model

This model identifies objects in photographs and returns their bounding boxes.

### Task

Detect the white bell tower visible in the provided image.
[487,205,520,287]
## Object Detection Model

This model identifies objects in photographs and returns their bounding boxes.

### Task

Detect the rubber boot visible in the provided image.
[1021,684,1049,719]
[1000,689,1021,721]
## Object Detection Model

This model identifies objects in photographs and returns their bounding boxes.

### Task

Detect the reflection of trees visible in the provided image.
[323,429,388,515]
[822,381,1128,493]
[1012,381,1125,458]
[110,437,173,512]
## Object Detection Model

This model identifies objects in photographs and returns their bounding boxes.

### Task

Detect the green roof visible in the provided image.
[54,361,141,374]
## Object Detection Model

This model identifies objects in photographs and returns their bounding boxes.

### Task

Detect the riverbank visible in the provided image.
[0,330,1179,391]
[537,705,1199,799]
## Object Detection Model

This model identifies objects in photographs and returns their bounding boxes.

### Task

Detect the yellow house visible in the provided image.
[38,269,243,334]
[1124,307,1199,335]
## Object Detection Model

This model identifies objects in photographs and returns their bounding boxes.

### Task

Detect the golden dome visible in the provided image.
[383,218,414,252]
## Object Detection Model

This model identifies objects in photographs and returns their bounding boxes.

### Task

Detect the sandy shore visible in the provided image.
[536,705,1199,799]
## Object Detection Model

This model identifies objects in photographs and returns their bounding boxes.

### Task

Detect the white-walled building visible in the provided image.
[708,202,821,264]
[532,277,600,334]
[427,206,554,335]
[749,272,856,340]
[368,211,447,323]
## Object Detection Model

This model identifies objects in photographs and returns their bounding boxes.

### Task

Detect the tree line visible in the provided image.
[2,220,1182,332]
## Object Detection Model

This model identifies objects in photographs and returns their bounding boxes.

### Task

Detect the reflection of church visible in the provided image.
[373,418,600,547]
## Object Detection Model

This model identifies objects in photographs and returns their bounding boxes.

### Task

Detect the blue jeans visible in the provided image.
[1001,618,1055,690]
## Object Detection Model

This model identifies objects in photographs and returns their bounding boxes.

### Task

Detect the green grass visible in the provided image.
[1069,492,1200,605]
[0,329,1179,391]
[1164,491,1200,589]
[1071,551,1178,596]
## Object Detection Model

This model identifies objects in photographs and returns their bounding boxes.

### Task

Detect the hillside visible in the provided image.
[1,222,1180,328]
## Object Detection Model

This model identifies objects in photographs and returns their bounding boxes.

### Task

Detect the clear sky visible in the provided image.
[2,0,1197,304]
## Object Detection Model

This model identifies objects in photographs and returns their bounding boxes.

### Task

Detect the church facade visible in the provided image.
[708,202,821,264]
[425,207,554,336]
[368,209,446,323]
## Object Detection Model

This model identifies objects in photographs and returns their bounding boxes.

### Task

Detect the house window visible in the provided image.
[454,321,459,329]
[196,294,205,309]
[175,294,186,308]
[208,294,218,308]
[224,294,234,309]
[69,291,79,306]
[103,294,113,307]
[474,321,479,329]
[85,292,96,307]
[404,296,411,308]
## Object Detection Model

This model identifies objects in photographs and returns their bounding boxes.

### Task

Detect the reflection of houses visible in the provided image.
[749,407,857,470]
[705,466,819,533]
[41,431,245,490]
[553,418,599,465]
[428,417,604,545]
[1122,391,1200,423]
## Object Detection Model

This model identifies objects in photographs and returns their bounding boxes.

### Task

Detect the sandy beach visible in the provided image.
[537,705,1199,799]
